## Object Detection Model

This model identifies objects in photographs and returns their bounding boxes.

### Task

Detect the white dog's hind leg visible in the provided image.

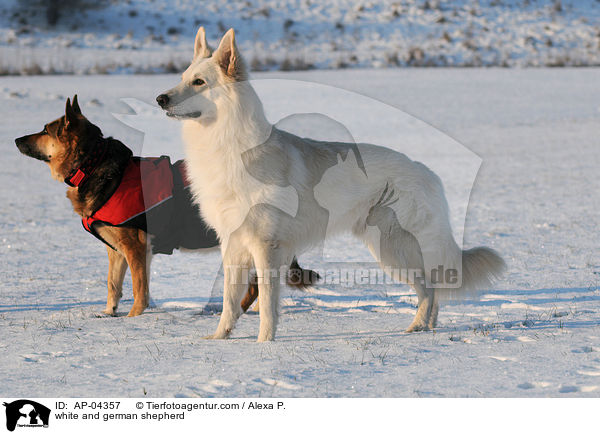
[428,292,439,329]
[406,281,435,332]
[359,200,437,332]
[210,251,249,339]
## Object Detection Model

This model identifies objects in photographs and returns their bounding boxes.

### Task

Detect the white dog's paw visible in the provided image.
[257,328,275,342]
[203,330,231,340]
[406,321,430,333]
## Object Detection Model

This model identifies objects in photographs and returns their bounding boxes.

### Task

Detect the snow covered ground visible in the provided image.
[1,0,599,74]
[1,68,599,397]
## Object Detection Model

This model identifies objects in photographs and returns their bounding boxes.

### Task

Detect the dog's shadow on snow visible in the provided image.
[2,286,599,333]
[168,285,600,336]
[445,286,600,307]
[0,299,106,313]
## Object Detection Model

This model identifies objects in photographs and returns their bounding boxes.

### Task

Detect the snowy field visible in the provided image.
[1,0,599,74]
[1,68,599,397]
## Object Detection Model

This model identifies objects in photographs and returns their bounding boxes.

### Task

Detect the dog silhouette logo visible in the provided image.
[3,400,50,431]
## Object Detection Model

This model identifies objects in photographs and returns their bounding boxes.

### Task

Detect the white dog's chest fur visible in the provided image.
[182,118,299,247]
[183,121,248,236]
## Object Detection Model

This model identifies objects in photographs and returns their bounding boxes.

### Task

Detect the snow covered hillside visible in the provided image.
[0,68,599,397]
[0,0,599,74]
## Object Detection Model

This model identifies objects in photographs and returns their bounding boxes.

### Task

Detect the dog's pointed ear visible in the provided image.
[72,94,82,115]
[213,28,246,81]
[193,26,212,60]
[65,97,78,129]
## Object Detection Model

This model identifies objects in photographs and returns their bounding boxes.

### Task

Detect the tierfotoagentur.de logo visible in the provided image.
[3,400,50,432]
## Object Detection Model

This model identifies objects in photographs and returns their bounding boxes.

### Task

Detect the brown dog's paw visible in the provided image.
[94,311,116,318]
[127,305,146,317]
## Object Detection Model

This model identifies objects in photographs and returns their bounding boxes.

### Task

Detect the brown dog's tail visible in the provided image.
[241,257,320,312]
[286,257,321,289]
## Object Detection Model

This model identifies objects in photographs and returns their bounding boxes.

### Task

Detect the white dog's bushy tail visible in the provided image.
[462,246,506,291]
[437,246,506,301]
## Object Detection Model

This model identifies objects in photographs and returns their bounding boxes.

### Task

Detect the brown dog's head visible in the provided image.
[15,95,102,182]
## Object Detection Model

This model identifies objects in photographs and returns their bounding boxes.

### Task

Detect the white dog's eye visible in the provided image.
[192,78,205,86]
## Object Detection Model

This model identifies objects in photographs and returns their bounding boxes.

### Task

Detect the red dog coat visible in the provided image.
[82,156,218,254]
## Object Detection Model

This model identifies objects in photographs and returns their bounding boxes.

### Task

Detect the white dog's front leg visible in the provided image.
[211,253,248,339]
[253,245,287,342]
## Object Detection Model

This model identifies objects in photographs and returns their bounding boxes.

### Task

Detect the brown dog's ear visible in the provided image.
[213,28,246,81]
[72,94,82,115]
[65,97,78,129]
[193,26,212,60]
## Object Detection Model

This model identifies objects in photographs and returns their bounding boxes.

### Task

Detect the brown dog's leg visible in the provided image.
[117,230,150,317]
[96,226,149,317]
[125,253,150,316]
[241,282,259,312]
[104,246,128,316]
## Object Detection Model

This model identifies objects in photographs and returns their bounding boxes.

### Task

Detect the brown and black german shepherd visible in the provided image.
[15,96,318,317]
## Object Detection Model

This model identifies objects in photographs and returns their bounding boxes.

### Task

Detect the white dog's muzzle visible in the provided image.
[166,110,202,119]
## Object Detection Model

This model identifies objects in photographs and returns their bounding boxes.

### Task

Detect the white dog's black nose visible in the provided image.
[156,94,170,108]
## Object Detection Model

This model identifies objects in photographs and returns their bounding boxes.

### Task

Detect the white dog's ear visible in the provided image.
[213,28,246,81]
[193,26,212,60]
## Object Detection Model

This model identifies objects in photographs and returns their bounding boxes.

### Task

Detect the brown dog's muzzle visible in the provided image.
[15,135,28,149]
[15,135,50,162]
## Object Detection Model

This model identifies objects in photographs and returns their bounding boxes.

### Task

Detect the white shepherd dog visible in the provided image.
[157,27,506,341]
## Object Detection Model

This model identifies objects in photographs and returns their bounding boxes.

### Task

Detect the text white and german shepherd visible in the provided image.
[157,27,506,341]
